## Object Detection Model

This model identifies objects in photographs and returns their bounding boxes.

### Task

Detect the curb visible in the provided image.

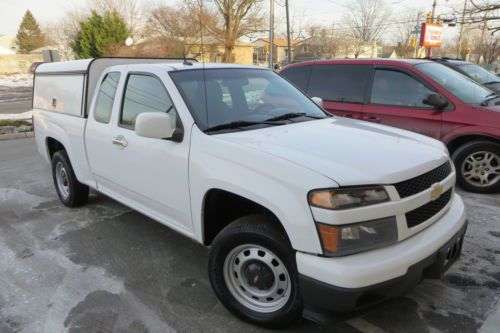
[0,131,34,141]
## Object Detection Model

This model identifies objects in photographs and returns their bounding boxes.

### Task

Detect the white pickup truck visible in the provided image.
[33,57,467,328]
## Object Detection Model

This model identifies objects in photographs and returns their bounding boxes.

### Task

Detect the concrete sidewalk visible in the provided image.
[480,301,500,333]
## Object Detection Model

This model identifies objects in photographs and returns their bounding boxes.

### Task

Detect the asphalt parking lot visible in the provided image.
[1,138,499,333]
[0,86,32,114]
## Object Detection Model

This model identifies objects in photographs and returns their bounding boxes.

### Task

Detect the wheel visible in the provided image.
[51,150,89,207]
[452,141,500,193]
[208,215,303,328]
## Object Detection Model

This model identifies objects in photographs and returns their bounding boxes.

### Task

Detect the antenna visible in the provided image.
[199,0,205,65]
[200,0,209,127]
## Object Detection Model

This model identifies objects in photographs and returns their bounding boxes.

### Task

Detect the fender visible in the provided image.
[442,125,500,146]
[196,179,324,254]
[35,110,96,188]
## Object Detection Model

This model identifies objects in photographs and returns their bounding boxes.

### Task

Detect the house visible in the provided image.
[294,37,382,60]
[252,38,300,66]
[0,35,17,53]
[294,36,336,61]
[133,36,254,65]
[186,37,254,65]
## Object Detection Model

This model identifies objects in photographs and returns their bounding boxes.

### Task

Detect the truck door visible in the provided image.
[306,64,371,120]
[86,68,193,233]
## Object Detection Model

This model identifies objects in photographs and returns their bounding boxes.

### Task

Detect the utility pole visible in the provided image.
[456,0,467,59]
[427,0,437,57]
[414,12,422,58]
[477,0,489,64]
[285,0,292,64]
[269,0,275,69]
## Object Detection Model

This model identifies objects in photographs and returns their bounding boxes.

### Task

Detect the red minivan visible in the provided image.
[280,59,500,193]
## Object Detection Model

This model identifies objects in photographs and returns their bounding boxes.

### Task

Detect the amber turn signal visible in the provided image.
[317,224,339,253]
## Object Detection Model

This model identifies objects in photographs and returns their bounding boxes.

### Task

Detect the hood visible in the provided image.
[217,118,449,186]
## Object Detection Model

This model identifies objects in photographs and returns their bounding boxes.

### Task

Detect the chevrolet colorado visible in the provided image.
[33,58,467,328]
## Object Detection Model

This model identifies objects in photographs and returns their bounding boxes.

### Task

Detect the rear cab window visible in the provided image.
[94,72,121,123]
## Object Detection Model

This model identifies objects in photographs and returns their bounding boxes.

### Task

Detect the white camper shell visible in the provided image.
[33,57,196,117]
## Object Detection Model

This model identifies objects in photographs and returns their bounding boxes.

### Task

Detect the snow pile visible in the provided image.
[0,73,33,87]
[0,46,15,55]
[0,111,32,120]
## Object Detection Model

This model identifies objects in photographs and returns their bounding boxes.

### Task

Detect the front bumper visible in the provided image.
[299,220,467,312]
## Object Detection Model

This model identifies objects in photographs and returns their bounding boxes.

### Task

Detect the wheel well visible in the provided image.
[202,189,285,245]
[447,135,500,155]
[46,137,66,159]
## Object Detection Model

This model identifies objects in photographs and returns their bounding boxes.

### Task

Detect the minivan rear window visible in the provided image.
[308,65,371,103]
[280,65,311,92]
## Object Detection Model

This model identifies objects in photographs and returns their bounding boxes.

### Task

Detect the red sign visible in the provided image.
[420,23,443,47]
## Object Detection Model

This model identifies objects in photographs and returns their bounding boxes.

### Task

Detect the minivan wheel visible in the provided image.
[208,215,303,328]
[51,150,89,207]
[452,141,500,193]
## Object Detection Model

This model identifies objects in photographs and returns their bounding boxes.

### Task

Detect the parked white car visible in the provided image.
[33,58,467,328]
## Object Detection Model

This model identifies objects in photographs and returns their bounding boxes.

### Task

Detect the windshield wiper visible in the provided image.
[205,120,282,133]
[265,112,325,122]
[483,81,500,85]
[480,93,499,106]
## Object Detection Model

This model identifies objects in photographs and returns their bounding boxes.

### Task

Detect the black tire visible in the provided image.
[208,215,303,328]
[51,150,89,207]
[452,140,500,193]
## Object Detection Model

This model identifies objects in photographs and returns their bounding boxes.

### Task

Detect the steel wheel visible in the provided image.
[55,161,70,199]
[223,244,291,313]
[461,151,500,188]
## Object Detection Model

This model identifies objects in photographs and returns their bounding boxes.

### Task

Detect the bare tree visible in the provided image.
[465,0,500,34]
[43,10,83,60]
[208,0,266,62]
[344,0,390,58]
[89,0,140,36]
[392,10,418,58]
[474,32,500,63]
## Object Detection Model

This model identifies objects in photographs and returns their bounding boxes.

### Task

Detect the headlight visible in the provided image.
[316,217,398,256]
[309,186,389,210]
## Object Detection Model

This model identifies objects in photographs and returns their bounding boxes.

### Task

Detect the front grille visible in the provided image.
[394,162,452,198]
[406,189,452,228]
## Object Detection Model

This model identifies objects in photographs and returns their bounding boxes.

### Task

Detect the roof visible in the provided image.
[254,38,301,47]
[36,59,93,73]
[117,62,266,72]
[283,58,432,69]
[427,58,468,66]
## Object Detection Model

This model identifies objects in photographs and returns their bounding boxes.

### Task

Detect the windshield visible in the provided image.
[416,62,494,106]
[459,64,499,84]
[170,68,327,132]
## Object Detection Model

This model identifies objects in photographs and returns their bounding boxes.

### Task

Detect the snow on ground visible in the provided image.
[0,111,32,120]
[0,73,33,88]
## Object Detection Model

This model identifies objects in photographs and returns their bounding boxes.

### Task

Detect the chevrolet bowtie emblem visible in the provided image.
[430,183,443,201]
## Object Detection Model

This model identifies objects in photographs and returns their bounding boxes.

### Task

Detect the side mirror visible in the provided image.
[135,112,176,140]
[423,93,449,109]
[311,96,324,108]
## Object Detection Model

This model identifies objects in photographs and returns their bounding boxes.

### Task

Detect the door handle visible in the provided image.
[112,135,128,148]
[363,116,381,123]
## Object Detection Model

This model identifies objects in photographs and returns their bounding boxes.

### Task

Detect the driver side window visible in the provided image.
[371,70,434,108]
[120,74,177,129]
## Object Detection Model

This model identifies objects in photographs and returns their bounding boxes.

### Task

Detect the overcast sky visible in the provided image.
[1,0,462,41]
